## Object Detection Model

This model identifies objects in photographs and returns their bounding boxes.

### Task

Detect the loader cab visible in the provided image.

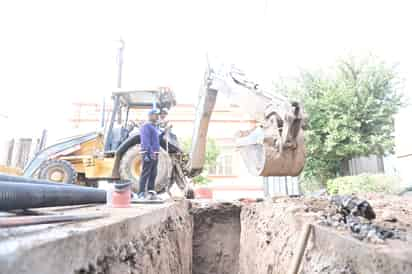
[103,89,176,154]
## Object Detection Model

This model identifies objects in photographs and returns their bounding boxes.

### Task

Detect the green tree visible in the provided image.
[277,56,404,185]
[181,137,220,184]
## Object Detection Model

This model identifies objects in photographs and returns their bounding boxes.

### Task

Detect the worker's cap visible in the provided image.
[148,109,160,115]
[160,108,169,114]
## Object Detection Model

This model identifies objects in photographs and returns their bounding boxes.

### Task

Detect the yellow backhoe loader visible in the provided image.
[23,89,184,194]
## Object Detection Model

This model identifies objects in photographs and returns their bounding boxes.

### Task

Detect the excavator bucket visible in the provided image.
[234,97,306,177]
[188,60,306,178]
[237,132,305,177]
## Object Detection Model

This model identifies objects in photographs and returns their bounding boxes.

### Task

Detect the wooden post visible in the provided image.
[288,223,313,274]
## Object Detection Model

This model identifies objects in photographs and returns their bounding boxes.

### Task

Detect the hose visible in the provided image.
[0,174,76,187]
[0,181,106,211]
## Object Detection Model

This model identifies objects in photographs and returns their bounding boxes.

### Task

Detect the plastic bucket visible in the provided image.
[195,187,213,199]
[112,181,131,208]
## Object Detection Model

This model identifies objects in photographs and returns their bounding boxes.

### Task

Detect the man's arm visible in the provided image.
[140,124,152,154]
[151,125,160,153]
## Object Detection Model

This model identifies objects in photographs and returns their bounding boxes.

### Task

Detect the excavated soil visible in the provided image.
[239,195,412,274]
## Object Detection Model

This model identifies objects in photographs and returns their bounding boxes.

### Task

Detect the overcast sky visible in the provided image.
[0,0,411,139]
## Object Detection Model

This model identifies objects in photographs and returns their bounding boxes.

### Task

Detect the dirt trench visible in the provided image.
[191,202,241,274]
[67,197,412,274]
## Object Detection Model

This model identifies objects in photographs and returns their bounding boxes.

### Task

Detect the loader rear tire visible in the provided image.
[38,159,77,184]
[119,145,172,193]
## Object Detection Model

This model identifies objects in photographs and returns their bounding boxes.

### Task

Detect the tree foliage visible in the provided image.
[277,56,404,184]
[181,137,220,184]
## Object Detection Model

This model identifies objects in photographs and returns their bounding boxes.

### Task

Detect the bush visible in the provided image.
[326,174,402,195]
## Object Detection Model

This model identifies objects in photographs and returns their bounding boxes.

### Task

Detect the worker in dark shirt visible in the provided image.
[158,108,170,132]
[138,109,160,199]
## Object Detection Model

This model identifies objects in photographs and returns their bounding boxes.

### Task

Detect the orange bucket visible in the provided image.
[195,187,213,199]
[112,182,131,208]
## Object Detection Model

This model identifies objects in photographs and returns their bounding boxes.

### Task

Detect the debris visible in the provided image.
[330,195,376,220]
[382,211,397,223]
[238,198,265,204]
[320,195,405,242]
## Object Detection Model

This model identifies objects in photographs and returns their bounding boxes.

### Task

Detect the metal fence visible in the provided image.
[0,130,47,170]
[263,176,300,197]
[341,155,384,176]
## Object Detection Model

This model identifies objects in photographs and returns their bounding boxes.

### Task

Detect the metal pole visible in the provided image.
[100,97,106,128]
[285,176,289,196]
[104,96,120,152]
[263,177,269,197]
[116,38,125,89]
[38,129,48,152]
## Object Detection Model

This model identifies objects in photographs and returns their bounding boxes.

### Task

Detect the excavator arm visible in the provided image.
[187,61,306,177]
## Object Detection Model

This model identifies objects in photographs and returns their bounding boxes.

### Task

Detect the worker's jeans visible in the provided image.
[139,157,158,194]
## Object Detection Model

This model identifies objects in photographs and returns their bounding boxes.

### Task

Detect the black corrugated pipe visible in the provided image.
[0,174,77,187]
[0,181,106,211]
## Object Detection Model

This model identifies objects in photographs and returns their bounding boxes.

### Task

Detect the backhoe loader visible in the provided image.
[23,88,185,195]
[21,62,306,196]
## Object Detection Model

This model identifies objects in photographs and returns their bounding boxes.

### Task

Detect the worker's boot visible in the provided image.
[148,190,160,200]
[137,192,146,200]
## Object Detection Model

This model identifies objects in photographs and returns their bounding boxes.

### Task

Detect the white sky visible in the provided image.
[0,0,411,140]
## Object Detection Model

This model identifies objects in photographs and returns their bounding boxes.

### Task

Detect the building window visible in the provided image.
[208,154,233,176]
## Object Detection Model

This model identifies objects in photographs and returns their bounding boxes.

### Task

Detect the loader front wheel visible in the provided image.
[119,145,172,193]
[38,159,77,184]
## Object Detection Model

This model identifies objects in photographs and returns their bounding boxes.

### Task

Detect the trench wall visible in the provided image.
[0,202,193,274]
[191,202,241,274]
[74,205,193,274]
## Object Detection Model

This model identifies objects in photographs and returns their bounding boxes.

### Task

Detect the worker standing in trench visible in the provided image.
[138,109,161,200]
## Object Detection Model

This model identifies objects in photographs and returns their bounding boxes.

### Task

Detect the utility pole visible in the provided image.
[116,38,125,89]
